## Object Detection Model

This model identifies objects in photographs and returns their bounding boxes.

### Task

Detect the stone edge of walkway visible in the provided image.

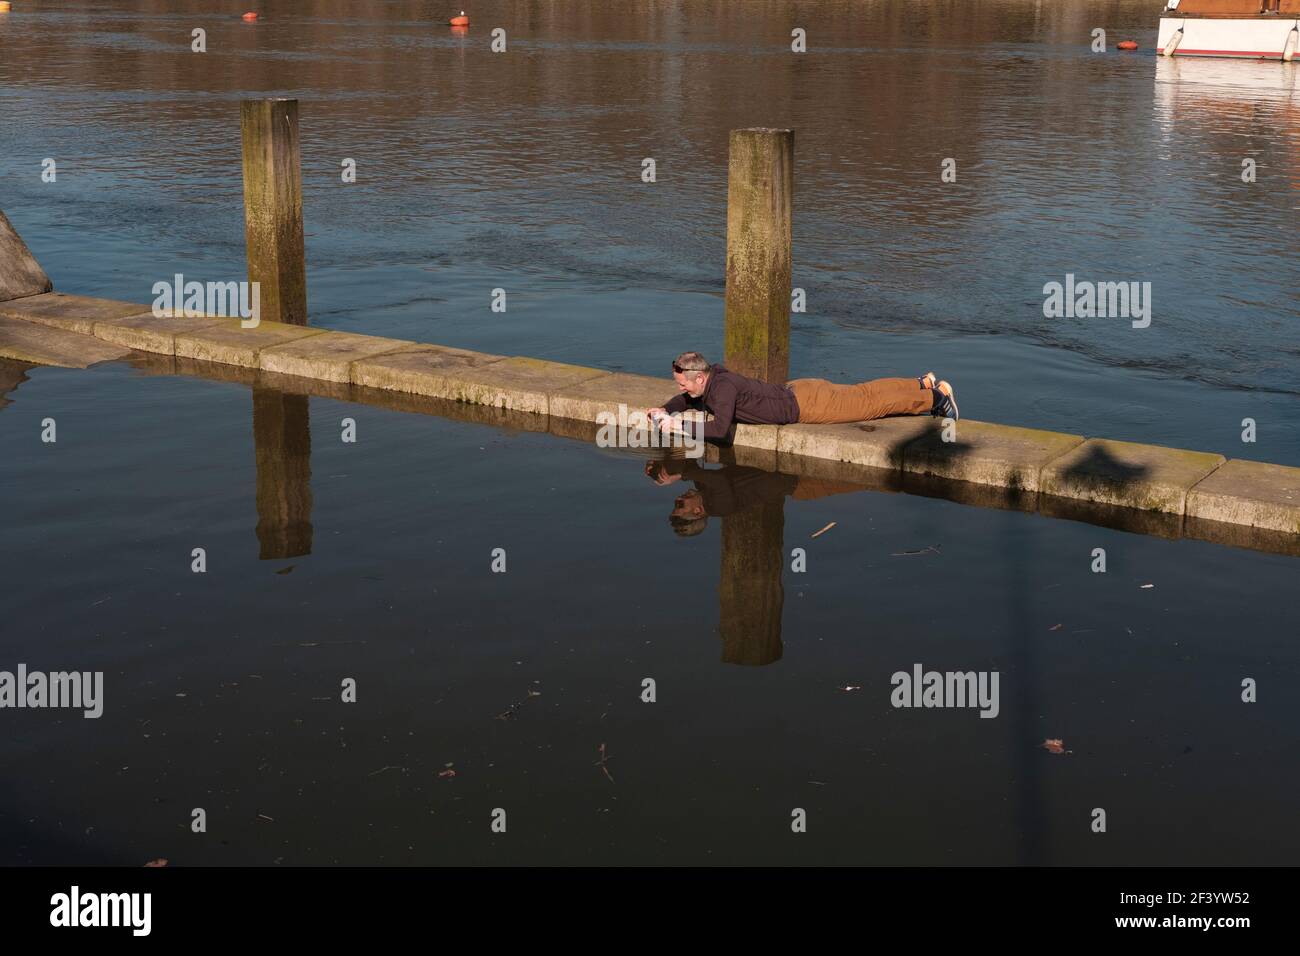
[3,297,1297,540]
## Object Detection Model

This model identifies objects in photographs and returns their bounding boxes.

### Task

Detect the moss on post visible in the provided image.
[724,128,793,384]
[241,99,307,326]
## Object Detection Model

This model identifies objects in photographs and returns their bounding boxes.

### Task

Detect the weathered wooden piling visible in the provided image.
[723,128,793,384]
[240,99,307,326]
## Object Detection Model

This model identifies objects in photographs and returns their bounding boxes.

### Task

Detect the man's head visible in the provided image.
[670,488,708,537]
[671,351,711,398]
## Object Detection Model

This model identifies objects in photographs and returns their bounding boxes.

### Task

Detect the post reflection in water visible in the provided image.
[647,458,862,666]
[252,387,313,560]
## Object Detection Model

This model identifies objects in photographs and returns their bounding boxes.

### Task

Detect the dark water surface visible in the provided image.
[1,1,1299,865]
[2,361,1299,865]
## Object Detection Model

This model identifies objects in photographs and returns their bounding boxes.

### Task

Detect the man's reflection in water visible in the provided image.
[646,459,862,665]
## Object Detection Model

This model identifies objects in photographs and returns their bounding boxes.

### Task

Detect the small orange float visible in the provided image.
[449,11,469,26]
[1117,40,1138,50]
[242,11,258,21]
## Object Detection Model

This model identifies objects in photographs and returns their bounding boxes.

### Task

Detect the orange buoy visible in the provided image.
[242,11,258,21]
[450,11,469,26]
[1117,40,1138,50]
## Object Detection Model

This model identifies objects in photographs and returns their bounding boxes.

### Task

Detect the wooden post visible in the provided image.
[724,128,793,384]
[241,98,307,325]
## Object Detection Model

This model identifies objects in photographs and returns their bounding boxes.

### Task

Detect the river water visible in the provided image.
[1,1,1298,865]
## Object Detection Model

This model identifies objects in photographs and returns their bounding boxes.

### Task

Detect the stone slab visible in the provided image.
[352,344,508,394]
[776,417,938,471]
[732,423,781,451]
[0,316,131,368]
[1039,438,1225,514]
[175,319,326,368]
[400,355,609,415]
[0,292,150,335]
[902,420,1085,492]
[1185,458,1300,535]
[94,311,224,354]
[0,210,52,301]
[549,371,677,424]
[259,331,414,383]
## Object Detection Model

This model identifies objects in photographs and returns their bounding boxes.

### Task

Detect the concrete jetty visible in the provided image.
[1,289,1297,546]
[1,105,1296,557]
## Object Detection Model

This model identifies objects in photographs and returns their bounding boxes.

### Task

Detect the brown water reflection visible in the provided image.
[253,388,314,560]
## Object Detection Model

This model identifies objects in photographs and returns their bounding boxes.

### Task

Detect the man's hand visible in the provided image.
[646,407,667,421]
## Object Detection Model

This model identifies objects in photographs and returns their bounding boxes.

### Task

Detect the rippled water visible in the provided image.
[1,1,1297,451]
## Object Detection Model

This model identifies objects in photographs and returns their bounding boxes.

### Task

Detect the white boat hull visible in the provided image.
[1158,15,1300,59]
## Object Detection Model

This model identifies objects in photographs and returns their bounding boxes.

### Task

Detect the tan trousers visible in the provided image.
[788,377,934,424]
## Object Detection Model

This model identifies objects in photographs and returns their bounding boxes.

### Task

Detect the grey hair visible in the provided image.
[673,351,710,375]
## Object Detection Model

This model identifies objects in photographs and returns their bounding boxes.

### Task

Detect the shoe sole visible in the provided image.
[937,382,959,421]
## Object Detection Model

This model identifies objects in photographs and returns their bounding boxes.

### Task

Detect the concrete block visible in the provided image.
[1040,438,1225,514]
[776,417,937,471]
[175,319,326,367]
[402,355,609,415]
[0,316,131,368]
[352,344,508,394]
[549,371,676,424]
[0,210,52,301]
[259,331,413,383]
[0,293,150,335]
[94,312,224,354]
[903,420,1084,492]
[1185,458,1300,535]
[732,422,780,452]
[359,382,547,433]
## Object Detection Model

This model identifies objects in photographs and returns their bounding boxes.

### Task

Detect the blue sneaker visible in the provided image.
[932,380,959,421]
[918,371,937,390]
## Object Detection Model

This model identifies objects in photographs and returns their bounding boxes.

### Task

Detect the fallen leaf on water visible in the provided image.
[1140,584,1155,589]
[1040,738,1069,755]
[275,565,295,575]
[438,769,457,779]
[838,685,862,692]
[1049,624,1063,631]
[143,859,168,868]
[810,522,837,539]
